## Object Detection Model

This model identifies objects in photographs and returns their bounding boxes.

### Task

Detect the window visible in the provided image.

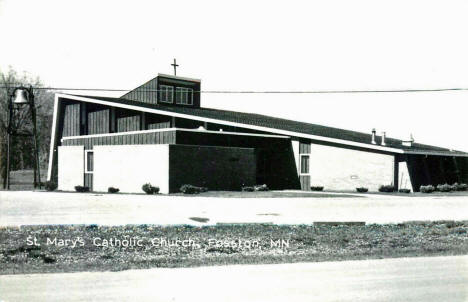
[300,155,309,174]
[159,85,174,103]
[175,87,193,105]
[85,151,94,173]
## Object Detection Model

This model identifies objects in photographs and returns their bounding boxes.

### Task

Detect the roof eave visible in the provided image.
[56,93,467,156]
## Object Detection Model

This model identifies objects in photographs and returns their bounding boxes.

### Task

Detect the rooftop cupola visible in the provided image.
[121,60,201,108]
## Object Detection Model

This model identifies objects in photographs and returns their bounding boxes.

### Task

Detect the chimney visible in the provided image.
[371,128,376,144]
[381,131,386,146]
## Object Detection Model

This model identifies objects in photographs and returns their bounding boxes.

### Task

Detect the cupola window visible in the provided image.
[175,87,193,105]
[159,85,174,103]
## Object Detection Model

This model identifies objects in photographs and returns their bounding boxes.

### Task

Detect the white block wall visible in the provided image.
[93,145,170,194]
[398,161,413,191]
[291,139,300,173]
[308,143,395,191]
[58,146,84,191]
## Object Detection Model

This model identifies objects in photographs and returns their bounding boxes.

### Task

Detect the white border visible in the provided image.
[159,85,174,104]
[84,150,93,174]
[175,87,194,105]
[158,73,201,83]
[299,154,310,175]
[47,94,60,180]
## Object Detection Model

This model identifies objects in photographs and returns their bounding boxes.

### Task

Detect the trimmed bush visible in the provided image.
[356,187,368,193]
[378,185,395,193]
[180,184,208,194]
[142,183,159,194]
[44,181,57,191]
[420,185,435,193]
[74,185,90,192]
[436,183,453,192]
[254,184,269,191]
[310,186,324,191]
[241,186,255,192]
[108,187,120,193]
[399,188,411,194]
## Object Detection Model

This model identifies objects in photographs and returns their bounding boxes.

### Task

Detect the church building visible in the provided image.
[47,71,468,193]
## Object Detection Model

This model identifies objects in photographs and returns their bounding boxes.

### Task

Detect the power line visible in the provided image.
[1,85,468,94]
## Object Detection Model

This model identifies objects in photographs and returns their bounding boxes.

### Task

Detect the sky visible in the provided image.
[1,0,468,151]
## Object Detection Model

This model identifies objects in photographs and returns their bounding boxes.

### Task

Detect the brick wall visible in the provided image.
[168,145,256,192]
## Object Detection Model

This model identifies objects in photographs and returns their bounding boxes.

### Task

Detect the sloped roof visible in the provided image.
[66,94,468,156]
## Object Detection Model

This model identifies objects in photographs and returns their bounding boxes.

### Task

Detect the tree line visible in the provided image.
[0,67,54,187]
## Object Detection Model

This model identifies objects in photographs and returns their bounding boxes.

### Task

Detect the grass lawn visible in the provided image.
[1,221,468,275]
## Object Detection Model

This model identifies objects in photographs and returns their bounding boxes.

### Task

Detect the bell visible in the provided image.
[13,89,30,105]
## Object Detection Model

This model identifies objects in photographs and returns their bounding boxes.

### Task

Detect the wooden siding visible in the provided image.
[117,115,140,132]
[174,117,204,129]
[62,103,80,137]
[299,141,311,154]
[121,77,158,104]
[299,141,311,190]
[148,121,171,129]
[87,109,110,135]
[62,130,177,150]
[84,173,93,191]
[300,175,310,190]
[300,155,310,174]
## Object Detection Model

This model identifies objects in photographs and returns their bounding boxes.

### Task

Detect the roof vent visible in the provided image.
[402,134,414,147]
[381,131,386,146]
[371,128,376,144]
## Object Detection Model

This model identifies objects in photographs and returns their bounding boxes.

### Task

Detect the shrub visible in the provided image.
[44,181,57,191]
[378,185,395,193]
[399,188,411,194]
[453,183,468,191]
[180,184,208,194]
[356,187,368,193]
[108,187,120,193]
[310,186,324,191]
[74,185,90,192]
[254,184,269,191]
[142,183,153,194]
[142,183,159,194]
[436,183,453,192]
[420,185,435,193]
[241,186,255,192]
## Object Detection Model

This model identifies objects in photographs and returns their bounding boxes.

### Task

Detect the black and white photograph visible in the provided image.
[1,0,468,301]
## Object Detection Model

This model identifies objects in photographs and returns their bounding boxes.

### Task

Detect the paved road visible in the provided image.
[1,255,467,301]
[1,191,468,226]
